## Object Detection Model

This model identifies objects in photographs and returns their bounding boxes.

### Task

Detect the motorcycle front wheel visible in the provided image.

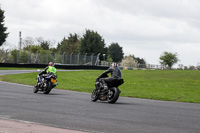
[33,85,38,93]
[44,82,52,94]
[91,89,98,102]
[107,87,120,104]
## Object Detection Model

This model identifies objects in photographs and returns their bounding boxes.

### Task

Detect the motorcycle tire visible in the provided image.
[91,89,98,102]
[107,87,120,104]
[44,82,52,94]
[33,86,38,93]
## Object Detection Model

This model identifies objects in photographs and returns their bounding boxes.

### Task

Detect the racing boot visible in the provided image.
[34,84,39,89]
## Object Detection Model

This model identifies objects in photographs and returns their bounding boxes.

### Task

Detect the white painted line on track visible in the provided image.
[0,80,33,88]
[0,80,92,95]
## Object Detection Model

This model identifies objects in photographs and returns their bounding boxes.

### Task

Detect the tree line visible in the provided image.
[1,6,181,69]
[18,30,125,63]
[0,6,146,65]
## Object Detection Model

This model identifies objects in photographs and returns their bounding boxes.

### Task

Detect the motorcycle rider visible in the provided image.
[96,62,122,92]
[35,62,57,88]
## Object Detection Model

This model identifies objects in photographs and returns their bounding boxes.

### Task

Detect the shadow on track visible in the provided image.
[33,92,65,96]
[92,101,138,106]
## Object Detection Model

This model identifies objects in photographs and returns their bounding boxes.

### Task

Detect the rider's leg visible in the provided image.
[100,77,115,92]
[101,79,108,91]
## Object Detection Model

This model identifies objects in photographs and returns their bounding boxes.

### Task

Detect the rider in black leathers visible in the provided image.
[97,63,122,92]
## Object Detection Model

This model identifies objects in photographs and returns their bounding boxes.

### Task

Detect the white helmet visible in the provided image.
[112,62,118,67]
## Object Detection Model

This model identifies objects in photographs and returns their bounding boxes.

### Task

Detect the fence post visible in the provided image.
[91,53,94,65]
[70,53,73,64]
[77,53,80,64]
[17,50,19,64]
[5,50,8,63]
[95,53,100,66]
[54,53,56,63]
[28,51,30,63]
[84,53,87,64]
[62,53,65,64]
[46,53,48,64]
[37,51,40,64]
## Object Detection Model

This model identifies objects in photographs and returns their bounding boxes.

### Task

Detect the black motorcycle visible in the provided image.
[91,74,124,104]
[33,73,58,94]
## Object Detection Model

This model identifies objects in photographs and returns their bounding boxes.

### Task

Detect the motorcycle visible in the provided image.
[91,74,124,104]
[33,72,58,94]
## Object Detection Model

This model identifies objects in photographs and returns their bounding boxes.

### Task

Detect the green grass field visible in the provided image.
[0,69,200,103]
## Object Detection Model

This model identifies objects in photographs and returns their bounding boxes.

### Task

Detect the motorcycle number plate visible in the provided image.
[51,78,56,84]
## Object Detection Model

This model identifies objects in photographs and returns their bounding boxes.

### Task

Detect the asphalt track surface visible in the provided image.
[0,70,200,133]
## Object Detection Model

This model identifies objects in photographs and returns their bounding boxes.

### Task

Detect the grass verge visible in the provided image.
[0,67,44,70]
[0,70,200,103]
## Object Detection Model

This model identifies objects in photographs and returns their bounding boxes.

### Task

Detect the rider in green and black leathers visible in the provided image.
[97,62,122,92]
[39,62,57,77]
[35,62,57,88]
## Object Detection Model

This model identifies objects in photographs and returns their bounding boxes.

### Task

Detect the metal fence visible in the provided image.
[0,50,100,66]
[101,61,165,69]
[0,49,166,69]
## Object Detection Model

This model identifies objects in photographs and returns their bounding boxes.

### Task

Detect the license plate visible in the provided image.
[51,78,56,84]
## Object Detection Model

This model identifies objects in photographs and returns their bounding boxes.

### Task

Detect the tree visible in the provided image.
[159,51,179,69]
[23,37,56,51]
[22,37,35,48]
[10,49,18,63]
[108,43,124,62]
[19,50,29,63]
[121,55,137,67]
[0,7,9,46]
[80,29,107,59]
[184,66,188,70]
[178,64,184,70]
[66,33,80,54]
[24,45,42,53]
[40,41,50,50]
[134,57,146,68]
[57,37,68,54]
[57,33,80,54]
[189,66,196,70]
[36,37,55,50]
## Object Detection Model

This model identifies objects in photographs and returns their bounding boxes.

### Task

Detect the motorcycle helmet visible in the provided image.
[49,62,55,67]
[112,62,118,67]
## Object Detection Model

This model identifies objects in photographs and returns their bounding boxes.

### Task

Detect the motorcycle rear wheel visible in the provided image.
[91,89,98,102]
[107,87,120,104]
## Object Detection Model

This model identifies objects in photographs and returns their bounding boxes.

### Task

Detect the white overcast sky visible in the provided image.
[1,0,200,67]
